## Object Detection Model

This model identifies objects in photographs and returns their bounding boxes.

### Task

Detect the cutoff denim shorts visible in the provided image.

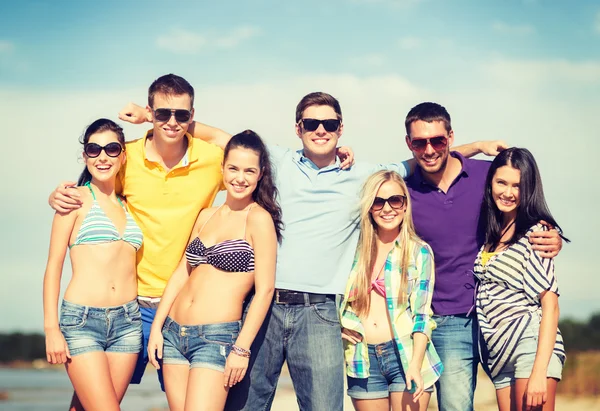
[161,316,241,372]
[492,316,564,389]
[347,339,434,399]
[59,299,143,356]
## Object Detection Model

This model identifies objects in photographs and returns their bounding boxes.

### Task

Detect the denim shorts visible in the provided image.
[59,299,143,357]
[162,316,241,372]
[492,316,564,389]
[347,339,434,399]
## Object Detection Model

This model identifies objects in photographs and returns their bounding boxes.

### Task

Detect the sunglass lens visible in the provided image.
[174,110,191,123]
[84,143,102,158]
[372,197,385,210]
[302,119,319,132]
[430,137,447,150]
[105,142,123,157]
[388,196,405,209]
[410,139,427,151]
[323,120,340,132]
[154,109,172,122]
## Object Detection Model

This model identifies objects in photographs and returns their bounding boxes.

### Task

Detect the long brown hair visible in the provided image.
[352,170,423,318]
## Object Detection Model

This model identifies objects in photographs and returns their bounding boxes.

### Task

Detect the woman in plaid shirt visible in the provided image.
[340,170,442,411]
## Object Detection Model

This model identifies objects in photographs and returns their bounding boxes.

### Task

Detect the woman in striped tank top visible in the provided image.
[475,148,569,411]
[43,119,143,411]
[146,130,282,411]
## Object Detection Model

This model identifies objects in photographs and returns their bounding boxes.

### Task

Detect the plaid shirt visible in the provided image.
[339,239,443,389]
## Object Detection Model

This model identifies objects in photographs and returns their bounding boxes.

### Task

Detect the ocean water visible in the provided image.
[0,368,169,411]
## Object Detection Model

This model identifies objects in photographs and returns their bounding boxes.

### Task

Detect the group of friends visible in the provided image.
[42,73,567,411]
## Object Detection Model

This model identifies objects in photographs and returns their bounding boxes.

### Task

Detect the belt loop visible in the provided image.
[303,293,310,307]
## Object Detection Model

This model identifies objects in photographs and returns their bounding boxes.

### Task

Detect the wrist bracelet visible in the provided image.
[232,344,251,358]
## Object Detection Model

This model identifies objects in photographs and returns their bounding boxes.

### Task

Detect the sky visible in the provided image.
[1,0,599,332]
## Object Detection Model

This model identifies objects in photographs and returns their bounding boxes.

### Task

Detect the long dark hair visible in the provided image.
[481,147,569,249]
[224,130,283,242]
[77,119,126,186]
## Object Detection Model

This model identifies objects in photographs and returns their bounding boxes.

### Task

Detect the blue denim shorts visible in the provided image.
[493,317,563,389]
[59,299,143,357]
[347,339,434,399]
[162,317,241,372]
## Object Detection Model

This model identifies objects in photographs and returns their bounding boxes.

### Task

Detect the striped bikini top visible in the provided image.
[185,204,255,272]
[70,182,143,251]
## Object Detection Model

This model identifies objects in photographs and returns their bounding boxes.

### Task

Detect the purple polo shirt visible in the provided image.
[406,152,491,316]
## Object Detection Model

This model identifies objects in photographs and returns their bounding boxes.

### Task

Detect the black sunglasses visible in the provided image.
[409,136,448,152]
[84,142,124,158]
[153,108,192,123]
[300,118,341,132]
[371,195,407,211]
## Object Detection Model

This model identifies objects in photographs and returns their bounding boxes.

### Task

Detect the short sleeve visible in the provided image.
[266,144,292,168]
[367,161,410,179]
[522,236,559,302]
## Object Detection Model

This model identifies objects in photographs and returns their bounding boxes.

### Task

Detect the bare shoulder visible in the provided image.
[247,205,275,229]
[74,186,93,207]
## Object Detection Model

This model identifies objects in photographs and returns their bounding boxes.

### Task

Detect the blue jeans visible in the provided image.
[226,297,345,411]
[431,314,478,411]
[130,305,165,391]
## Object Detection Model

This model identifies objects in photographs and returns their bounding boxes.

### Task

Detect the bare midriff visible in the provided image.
[362,291,394,344]
[65,242,138,307]
[169,264,254,325]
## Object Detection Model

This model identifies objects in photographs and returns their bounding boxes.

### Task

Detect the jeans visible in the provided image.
[162,316,241,372]
[226,297,345,411]
[59,299,142,356]
[431,314,478,411]
[130,305,165,391]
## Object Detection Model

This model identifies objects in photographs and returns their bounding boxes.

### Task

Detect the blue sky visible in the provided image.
[1,0,599,331]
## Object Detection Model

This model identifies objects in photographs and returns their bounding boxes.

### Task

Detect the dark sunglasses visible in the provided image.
[409,136,448,152]
[153,108,192,123]
[300,118,341,132]
[371,195,407,211]
[84,142,124,158]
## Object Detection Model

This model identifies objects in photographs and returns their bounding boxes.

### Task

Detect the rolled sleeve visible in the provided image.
[410,245,436,340]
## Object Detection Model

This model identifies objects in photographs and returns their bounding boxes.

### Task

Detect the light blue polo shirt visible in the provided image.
[268,145,409,295]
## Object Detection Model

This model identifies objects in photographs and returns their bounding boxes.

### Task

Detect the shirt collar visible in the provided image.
[293,149,341,171]
[414,151,469,187]
[142,129,195,167]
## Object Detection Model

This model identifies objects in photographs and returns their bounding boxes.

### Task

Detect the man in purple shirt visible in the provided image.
[404,102,562,411]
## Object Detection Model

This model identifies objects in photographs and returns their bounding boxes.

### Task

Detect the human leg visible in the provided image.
[65,352,120,411]
[286,298,345,411]
[130,305,165,390]
[184,368,230,411]
[430,314,478,411]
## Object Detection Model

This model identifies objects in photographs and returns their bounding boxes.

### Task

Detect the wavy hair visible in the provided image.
[481,147,569,249]
[224,130,283,243]
[352,170,424,318]
[77,119,125,186]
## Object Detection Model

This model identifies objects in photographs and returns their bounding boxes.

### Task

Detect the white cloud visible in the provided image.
[492,21,535,35]
[398,36,421,50]
[156,26,260,54]
[0,40,14,53]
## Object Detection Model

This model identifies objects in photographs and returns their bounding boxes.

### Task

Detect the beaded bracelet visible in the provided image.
[232,344,251,358]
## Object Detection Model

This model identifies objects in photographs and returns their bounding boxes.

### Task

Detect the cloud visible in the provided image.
[0,40,14,53]
[398,36,421,50]
[348,53,386,68]
[491,21,535,35]
[156,26,260,54]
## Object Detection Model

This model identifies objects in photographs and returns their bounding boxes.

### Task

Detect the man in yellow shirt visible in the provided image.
[49,74,228,397]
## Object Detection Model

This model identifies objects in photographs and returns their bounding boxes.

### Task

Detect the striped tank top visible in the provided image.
[473,223,565,378]
[185,204,255,272]
[70,182,143,250]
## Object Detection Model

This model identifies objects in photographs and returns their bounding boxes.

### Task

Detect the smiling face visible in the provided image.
[405,120,454,176]
[84,130,126,184]
[370,180,407,235]
[222,147,262,202]
[491,165,521,218]
[295,105,343,164]
[148,92,194,146]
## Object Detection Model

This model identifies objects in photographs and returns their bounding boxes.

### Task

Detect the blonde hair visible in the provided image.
[352,170,421,318]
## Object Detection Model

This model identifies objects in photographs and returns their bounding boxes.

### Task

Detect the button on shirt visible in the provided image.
[268,145,409,295]
[405,152,490,315]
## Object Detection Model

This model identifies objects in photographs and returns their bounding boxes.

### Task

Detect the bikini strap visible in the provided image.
[84,181,96,201]
[243,204,255,239]
[198,204,225,235]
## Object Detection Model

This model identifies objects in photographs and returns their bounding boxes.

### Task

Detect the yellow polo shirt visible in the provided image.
[119,130,223,297]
